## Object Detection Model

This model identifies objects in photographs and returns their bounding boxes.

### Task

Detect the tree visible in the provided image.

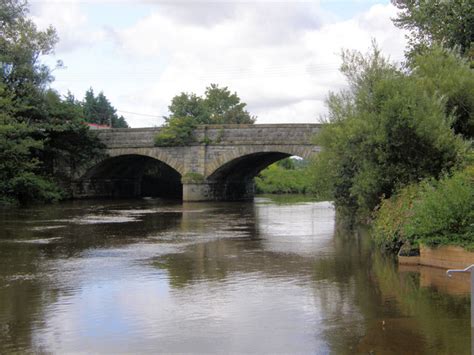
[391,0,474,57]
[0,1,106,205]
[39,89,106,180]
[83,88,98,123]
[166,84,255,125]
[112,115,129,128]
[0,0,58,121]
[0,84,61,204]
[312,45,466,220]
[82,88,129,128]
[410,46,474,138]
[156,84,255,146]
[167,93,208,123]
[202,84,256,124]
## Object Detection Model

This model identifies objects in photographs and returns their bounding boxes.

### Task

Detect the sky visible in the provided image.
[29,0,407,127]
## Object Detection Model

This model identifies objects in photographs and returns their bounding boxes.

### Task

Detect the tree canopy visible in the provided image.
[83,88,129,128]
[155,84,255,146]
[166,84,255,125]
[1,0,58,120]
[0,0,106,205]
[391,0,474,57]
[311,45,468,220]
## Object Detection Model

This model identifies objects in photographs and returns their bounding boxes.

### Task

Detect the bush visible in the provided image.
[372,184,421,252]
[9,172,63,205]
[404,167,473,248]
[373,167,474,251]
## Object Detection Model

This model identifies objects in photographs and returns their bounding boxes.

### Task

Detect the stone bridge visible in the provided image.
[74,124,322,201]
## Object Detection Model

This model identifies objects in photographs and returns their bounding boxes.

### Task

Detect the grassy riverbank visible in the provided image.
[255,159,312,195]
[255,158,332,201]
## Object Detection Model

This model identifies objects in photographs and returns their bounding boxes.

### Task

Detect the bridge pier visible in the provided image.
[183,180,254,201]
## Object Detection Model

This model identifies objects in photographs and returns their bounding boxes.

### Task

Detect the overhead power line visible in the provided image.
[117,109,162,118]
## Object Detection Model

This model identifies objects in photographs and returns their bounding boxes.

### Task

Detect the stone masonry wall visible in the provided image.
[81,124,322,200]
[97,124,321,148]
[96,124,321,177]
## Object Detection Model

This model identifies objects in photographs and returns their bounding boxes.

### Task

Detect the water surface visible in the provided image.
[0,197,470,353]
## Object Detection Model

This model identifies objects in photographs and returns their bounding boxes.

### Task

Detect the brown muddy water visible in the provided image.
[0,196,470,354]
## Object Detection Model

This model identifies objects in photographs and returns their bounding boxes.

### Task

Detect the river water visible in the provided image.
[0,196,470,354]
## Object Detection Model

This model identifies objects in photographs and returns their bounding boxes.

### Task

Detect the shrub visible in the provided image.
[404,167,473,249]
[372,184,421,252]
[373,167,474,251]
[9,172,63,205]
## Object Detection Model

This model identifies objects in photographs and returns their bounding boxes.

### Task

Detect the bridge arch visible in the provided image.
[74,153,183,199]
[206,145,316,179]
[106,148,185,175]
[199,145,319,201]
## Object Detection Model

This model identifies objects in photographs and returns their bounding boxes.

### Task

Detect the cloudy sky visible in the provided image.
[29,0,407,127]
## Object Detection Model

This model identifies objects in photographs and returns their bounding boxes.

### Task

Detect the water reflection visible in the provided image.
[0,197,470,353]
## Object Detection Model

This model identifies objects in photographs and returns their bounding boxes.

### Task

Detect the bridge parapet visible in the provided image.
[193,124,321,145]
[97,127,158,148]
[97,124,322,148]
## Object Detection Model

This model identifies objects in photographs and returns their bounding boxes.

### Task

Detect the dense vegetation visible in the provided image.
[304,1,474,251]
[155,84,255,146]
[83,88,129,128]
[255,158,312,194]
[255,158,334,201]
[0,1,126,205]
[391,0,474,58]
[312,45,468,221]
[374,167,473,251]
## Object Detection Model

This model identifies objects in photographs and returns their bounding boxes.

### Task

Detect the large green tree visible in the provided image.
[391,0,474,57]
[167,84,255,124]
[0,83,61,204]
[83,88,129,128]
[156,84,255,146]
[0,0,58,121]
[312,45,467,220]
[0,0,105,205]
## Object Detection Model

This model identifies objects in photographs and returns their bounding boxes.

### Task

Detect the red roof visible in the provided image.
[85,123,111,129]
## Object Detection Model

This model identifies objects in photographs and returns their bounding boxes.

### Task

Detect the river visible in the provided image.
[0,196,470,354]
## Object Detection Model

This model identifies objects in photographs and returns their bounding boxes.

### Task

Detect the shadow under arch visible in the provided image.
[75,154,182,199]
[206,151,296,201]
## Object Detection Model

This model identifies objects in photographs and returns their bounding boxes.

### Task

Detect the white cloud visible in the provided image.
[112,2,405,126]
[33,1,407,127]
[30,0,106,52]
